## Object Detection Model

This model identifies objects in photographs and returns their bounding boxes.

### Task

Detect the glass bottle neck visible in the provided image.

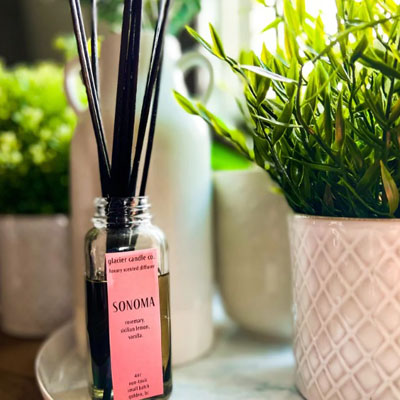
[93,197,151,229]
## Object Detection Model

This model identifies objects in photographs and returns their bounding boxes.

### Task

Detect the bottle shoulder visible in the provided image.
[85,222,167,248]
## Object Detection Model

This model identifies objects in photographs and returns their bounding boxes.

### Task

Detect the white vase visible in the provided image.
[0,215,72,337]
[289,215,400,400]
[67,32,214,365]
[214,168,293,339]
[145,36,215,365]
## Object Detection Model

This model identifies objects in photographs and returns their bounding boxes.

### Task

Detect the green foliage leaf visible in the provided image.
[324,94,333,145]
[314,16,326,54]
[358,162,380,193]
[288,158,342,173]
[334,93,345,149]
[350,35,369,64]
[381,161,400,215]
[186,26,213,53]
[296,0,306,25]
[262,18,283,33]
[302,70,318,125]
[283,0,300,35]
[240,65,297,83]
[196,104,254,161]
[272,97,294,144]
[209,23,226,60]
[173,91,198,115]
[253,135,271,169]
[253,114,300,130]
[360,53,400,80]
[363,89,387,126]
[389,97,400,124]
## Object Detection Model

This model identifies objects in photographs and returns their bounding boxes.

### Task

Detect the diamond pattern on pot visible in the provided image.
[289,216,400,400]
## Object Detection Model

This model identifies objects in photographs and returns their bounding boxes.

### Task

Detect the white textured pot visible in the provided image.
[0,215,72,337]
[290,215,400,400]
[214,168,292,339]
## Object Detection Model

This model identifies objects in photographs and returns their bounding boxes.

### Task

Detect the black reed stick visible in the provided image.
[110,0,133,195]
[110,0,143,196]
[76,0,110,194]
[129,0,171,195]
[124,0,143,183]
[69,0,111,195]
[91,0,99,92]
[139,60,163,196]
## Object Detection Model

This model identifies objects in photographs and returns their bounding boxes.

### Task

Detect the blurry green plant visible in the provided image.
[175,0,400,218]
[54,35,81,62]
[0,63,77,214]
[212,141,252,171]
[80,0,201,36]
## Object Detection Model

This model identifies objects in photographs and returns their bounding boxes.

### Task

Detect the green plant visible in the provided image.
[212,141,252,171]
[80,0,201,36]
[176,0,400,218]
[0,62,77,214]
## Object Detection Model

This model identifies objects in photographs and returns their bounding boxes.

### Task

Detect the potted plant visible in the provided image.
[0,62,76,337]
[176,0,400,397]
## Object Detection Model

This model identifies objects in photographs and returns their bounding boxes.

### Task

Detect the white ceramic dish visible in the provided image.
[35,322,89,400]
[35,319,300,400]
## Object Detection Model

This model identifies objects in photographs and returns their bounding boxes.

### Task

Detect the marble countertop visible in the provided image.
[173,301,301,400]
[36,300,302,400]
[174,329,300,399]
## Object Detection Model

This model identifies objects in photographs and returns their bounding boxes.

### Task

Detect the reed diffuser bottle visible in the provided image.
[86,197,172,400]
[68,0,173,398]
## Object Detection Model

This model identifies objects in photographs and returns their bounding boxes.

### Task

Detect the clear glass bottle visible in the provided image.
[85,197,172,400]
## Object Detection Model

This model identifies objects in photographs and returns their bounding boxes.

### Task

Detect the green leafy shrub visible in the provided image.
[0,62,76,214]
[176,0,400,218]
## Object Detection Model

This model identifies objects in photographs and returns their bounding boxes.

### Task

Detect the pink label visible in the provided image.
[106,248,163,400]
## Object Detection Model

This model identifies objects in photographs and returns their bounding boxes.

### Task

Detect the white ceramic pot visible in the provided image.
[214,168,293,339]
[0,215,72,337]
[289,215,400,400]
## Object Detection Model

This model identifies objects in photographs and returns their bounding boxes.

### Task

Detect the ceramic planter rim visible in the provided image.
[290,213,400,223]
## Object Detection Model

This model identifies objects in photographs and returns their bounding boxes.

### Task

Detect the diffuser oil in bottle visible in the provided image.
[85,197,172,400]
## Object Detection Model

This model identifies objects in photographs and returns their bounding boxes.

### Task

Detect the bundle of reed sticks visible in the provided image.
[68,0,171,198]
